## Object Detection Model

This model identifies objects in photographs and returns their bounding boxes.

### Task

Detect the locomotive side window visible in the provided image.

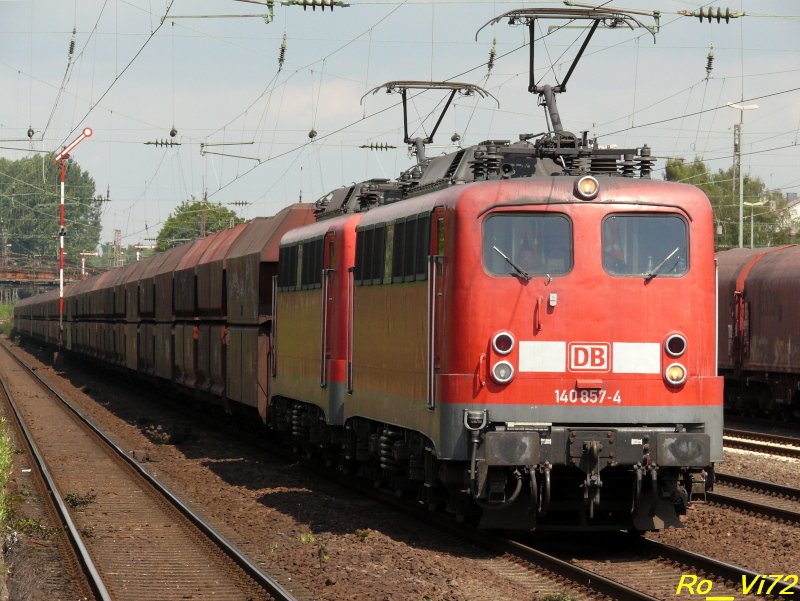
[372,226,386,285]
[602,214,688,277]
[355,225,387,286]
[392,220,406,283]
[300,237,324,289]
[415,214,430,278]
[391,213,431,283]
[278,245,299,290]
[482,213,572,277]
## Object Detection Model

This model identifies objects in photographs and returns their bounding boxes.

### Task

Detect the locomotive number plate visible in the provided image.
[554,389,622,404]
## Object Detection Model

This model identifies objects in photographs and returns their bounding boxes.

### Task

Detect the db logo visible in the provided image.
[568,343,610,372]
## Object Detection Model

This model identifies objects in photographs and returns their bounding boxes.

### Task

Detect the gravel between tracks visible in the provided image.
[648,445,800,577]
[719,447,800,488]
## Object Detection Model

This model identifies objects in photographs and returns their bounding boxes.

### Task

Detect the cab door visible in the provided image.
[320,230,336,387]
[427,207,446,408]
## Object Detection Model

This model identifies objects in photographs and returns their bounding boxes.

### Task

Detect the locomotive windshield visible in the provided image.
[602,214,688,277]
[483,213,572,277]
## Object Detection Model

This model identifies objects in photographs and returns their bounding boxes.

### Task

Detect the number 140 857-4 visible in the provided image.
[554,389,622,404]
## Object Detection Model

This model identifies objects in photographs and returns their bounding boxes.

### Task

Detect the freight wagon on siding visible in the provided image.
[717,244,800,421]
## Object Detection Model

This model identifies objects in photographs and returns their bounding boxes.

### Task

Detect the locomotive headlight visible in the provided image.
[491,361,515,384]
[574,175,599,200]
[665,334,687,357]
[664,363,687,386]
[492,331,515,355]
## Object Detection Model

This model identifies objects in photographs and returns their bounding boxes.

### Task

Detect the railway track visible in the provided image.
[723,428,800,459]
[706,472,800,524]
[527,533,800,601]
[0,342,295,601]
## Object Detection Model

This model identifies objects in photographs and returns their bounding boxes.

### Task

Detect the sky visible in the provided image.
[0,0,798,252]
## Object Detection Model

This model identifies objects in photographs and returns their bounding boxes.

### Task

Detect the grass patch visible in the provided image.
[64,491,97,509]
[298,532,316,544]
[0,418,14,527]
[12,517,57,539]
[0,304,14,337]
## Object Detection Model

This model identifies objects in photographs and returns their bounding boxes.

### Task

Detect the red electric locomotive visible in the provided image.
[268,8,722,530]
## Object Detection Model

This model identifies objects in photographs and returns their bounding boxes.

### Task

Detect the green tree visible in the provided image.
[156,198,243,251]
[0,154,101,271]
[665,158,795,250]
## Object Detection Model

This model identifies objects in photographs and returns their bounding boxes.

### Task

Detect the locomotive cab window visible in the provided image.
[602,214,688,277]
[482,213,572,277]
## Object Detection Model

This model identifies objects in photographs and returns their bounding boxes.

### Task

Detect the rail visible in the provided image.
[0,371,112,601]
[0,341,297,601]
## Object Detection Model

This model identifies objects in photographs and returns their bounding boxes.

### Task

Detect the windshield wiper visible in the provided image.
[493,245,531,281]
[644,247,680,282]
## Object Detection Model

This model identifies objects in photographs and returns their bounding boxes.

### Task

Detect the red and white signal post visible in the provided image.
[54,127,93,344]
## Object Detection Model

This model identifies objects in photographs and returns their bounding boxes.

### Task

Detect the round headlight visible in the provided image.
[575,175,599,200]
[492,361,515,384]
[664,363,687,386]
[492,331,515,355]
[665,334,687,357]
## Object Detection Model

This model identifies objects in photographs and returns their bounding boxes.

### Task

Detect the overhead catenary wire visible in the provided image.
[7,1,797,246]
[56,0,177,149]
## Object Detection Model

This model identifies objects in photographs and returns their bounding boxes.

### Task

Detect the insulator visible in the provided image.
[146,139,180,147]
[290,0,343,11]
[308,128,317,139]
[169,127,177,138]
[278,33,287,71]
[68,28,76,57]
[470,153,486,180]
[620,153,636,178]
[483,147,503,176]
[487,38,496,73]
[685,7,738,23]
[591,155,618,174]
[705,46,714,79]
[451,132,461,143]
[635,145,654,179]
[357,192,380,210]
[27,126,34,139]
[572,155,591,175]
[359,142,394,151]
